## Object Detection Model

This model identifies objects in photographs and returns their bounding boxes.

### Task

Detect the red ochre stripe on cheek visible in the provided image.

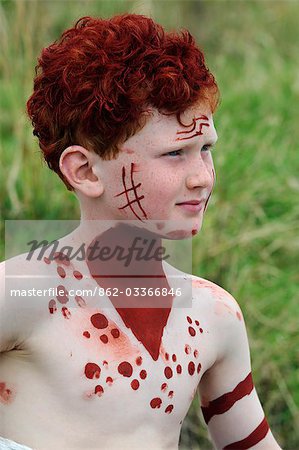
[223,416,269,449]
[201,372,254,424]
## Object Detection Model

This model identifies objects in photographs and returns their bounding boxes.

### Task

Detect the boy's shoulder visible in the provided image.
[190,273,243,324]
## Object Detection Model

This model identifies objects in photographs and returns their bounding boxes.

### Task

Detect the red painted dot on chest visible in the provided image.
[0,382,14,404]
[75,295,86,307]
[62,307,71,319]
[188,326,196,337]
[150,397,162,409]
[165,404,174,414]
[161,383,168,392]
[140,370,147,380]
[164,367,173,379]
[176,364,182,374]
[131,379,140,390]
[73,270,83,280]
[94,385,104,396]
[136,356,143,366]
[188,361,195,376]
[172,354,177,362]
[85,363,101,379]
[53,252,71,266]
[83,331,90,338]
[56,285,69,304]
[111,328,120,339]
[197,363,202,374]
[187,316,192,324]
[57,266,66,278]
[106,377,113,385]
[48,299,57,314]
[100,334,108,344]
[90,313,108,329]
[185,344,191,354]
[118,361,133,377]
[168,390,174,398]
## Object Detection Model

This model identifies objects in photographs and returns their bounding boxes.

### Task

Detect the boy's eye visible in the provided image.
[201,144,213,152]
[165,149,183,157]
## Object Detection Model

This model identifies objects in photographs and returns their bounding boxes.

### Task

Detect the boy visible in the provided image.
[0,14,281,450]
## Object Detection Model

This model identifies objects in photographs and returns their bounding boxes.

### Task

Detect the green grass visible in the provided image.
[1,1,298,448]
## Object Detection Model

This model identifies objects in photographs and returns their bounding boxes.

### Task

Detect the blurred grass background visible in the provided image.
[0,0,298,448]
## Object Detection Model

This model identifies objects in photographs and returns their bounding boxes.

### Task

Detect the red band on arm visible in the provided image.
[223,416,270,449]
[201,372,254,424]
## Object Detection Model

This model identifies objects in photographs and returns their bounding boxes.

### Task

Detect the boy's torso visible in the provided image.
[1,251,219,450]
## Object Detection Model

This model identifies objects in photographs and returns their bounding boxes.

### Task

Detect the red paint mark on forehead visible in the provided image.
[124,148,135,154]
[90,313,108,329]
[176,115,210,141]
[118,361,133,377]
[84,363,101,379]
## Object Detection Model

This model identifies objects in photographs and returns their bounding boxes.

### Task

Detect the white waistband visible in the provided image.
[0,437,33,450]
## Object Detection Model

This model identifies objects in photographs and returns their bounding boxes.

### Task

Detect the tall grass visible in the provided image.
[1,1,298,448]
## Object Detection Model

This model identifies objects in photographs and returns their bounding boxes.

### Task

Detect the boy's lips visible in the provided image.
[176,199,205,213]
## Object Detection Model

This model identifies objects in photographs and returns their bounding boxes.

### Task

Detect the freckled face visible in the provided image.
[94,105,218,233]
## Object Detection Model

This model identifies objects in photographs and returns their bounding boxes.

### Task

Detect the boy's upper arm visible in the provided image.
[0,259,32,353]
[198,287,281,449]
[0,261,15,352]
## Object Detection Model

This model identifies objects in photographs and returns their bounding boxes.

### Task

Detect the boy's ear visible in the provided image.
[59,145,104,197]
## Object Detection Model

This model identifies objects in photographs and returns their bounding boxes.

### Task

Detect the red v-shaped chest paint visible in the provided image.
[86,225,173,360]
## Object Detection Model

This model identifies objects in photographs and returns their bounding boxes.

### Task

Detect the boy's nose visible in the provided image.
[185,161,214,190]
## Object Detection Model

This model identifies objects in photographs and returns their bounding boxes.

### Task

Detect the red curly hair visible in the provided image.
[27,14,220,190]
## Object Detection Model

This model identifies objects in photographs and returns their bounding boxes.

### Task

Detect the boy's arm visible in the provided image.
[198,293,281,449]
[0,260,32,353]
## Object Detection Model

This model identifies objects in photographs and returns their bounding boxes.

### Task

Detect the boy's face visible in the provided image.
[93,104,217,236]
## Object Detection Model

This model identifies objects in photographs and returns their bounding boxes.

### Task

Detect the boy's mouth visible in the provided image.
[176,199,205,213]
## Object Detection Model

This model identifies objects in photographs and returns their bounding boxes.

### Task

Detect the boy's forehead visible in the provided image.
[123,105,216,150]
